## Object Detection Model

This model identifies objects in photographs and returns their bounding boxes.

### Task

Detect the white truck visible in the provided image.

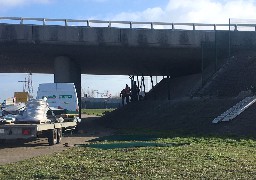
[0,83,81,146]
[37,83,79,114]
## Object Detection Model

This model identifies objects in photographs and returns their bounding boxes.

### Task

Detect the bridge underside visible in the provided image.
[0,42,201,76]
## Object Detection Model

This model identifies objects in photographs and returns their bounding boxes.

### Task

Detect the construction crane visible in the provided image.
[18,73,33,94]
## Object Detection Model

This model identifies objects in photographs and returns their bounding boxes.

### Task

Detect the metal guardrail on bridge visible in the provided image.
[1,17,256,31]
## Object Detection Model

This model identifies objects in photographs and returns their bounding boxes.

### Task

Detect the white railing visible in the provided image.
[1,17,256,31]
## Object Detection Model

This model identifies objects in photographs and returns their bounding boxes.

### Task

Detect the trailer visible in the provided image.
[0,116,79,146]
[0,99,80,146]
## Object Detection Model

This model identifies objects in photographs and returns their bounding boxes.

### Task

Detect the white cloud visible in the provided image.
[113,7,165,22]
[0,0,52,9]
[109,0,256,24]
[167,0,256,24]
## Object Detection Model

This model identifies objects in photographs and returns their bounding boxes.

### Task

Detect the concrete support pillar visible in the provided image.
[54,56,81,118]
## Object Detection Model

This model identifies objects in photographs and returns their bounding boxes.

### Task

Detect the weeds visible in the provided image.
[0,135,255,179]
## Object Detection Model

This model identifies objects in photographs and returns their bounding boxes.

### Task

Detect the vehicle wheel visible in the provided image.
[56,128,62,144]
[48,129,57,146]
[73,126,79,134]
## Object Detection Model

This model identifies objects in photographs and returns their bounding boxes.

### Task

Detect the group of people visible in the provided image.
[120,82,144,106]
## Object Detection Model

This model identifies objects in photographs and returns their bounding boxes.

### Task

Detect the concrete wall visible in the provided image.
[0,23,215,76]
[0,24,215,47]
[231,31,256,49]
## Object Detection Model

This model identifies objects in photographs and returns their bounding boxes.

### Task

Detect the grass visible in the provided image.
[81,109,115,116]
[0,134,256,179]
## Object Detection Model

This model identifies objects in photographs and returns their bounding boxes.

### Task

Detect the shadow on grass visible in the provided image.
[89,128,256,141]
[75,141,190,150]
[74,128,256,149]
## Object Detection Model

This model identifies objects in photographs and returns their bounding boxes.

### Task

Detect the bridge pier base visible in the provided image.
[54,56,81,118]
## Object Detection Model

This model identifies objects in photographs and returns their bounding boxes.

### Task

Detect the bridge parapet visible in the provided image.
[1,17,256,31]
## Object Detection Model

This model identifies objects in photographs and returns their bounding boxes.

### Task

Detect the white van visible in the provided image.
[37,83,78,114]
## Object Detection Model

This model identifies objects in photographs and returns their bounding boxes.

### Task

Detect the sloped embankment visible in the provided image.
[101,51,256,138]
[101,97,256,138]
[145,73,202,100]
[198,51,256,97]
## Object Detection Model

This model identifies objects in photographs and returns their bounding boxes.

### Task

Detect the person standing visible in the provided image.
[131,81,139,102]
[124,84,131,104]
[120,89,126,106]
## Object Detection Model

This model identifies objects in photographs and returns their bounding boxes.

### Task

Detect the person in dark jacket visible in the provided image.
[120,89,126,106]
[131,82,139,102]
[124,84,131,104]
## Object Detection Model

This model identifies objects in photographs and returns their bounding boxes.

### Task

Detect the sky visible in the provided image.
[1,0,256,100]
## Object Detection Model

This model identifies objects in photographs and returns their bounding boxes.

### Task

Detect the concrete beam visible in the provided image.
[1,23,255,76]
[54,56,81,118]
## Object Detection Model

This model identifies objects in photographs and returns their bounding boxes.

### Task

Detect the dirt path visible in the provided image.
[0,115,113,165]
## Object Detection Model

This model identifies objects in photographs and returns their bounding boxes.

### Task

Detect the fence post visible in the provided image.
[167,76,171,100]
[201,42,204,86]
[86,20,90,27]
[228,18,231,59]
[234,24,237,31]
[20,18,23,24]
[150,75,154,89]
[142,75,145,93]
[215,29,217,72]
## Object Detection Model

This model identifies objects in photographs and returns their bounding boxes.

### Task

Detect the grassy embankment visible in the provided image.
[81,109,114,116]
[0,133,256,179]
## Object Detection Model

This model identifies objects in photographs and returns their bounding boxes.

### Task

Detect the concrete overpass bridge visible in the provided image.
[0,18,214,76]
[1,17,256,76]
[1,17,256,116]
